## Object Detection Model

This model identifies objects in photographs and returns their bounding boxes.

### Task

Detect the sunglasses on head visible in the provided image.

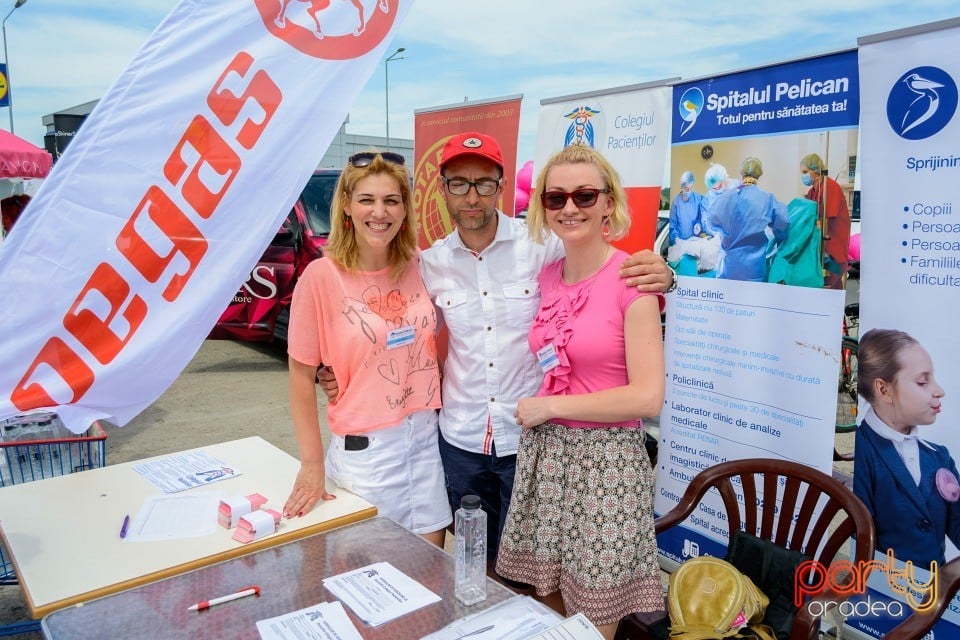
[540,188,610,211]
[348,151,406,168]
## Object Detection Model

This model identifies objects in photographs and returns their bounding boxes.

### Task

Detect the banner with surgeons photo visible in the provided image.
[846,18,960,638]
[534,80,673,255]
[654,51,858,566]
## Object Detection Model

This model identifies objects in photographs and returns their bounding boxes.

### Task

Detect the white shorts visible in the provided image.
[326,409,452,535]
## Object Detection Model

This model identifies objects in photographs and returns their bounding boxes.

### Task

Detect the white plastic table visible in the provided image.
[0,435,376,618]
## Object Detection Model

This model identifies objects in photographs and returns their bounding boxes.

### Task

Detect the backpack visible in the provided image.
[668,556,776,640]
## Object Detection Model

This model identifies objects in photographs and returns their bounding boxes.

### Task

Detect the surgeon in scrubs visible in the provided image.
[708,157,789,282]
[702,164,737,214]
[669,170,705,245]
[800,153,851,290]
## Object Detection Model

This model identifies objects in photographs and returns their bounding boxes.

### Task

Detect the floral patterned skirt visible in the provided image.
[495,422,663,626]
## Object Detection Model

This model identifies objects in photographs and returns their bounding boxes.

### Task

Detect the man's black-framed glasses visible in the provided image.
[348,151,406,167]
[443,177,501,197]
[540,188,610,211]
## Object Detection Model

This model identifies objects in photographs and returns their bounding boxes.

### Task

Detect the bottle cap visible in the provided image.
[461,495,481,510]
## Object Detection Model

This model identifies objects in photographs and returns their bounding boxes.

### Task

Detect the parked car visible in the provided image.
[209,169,339,343]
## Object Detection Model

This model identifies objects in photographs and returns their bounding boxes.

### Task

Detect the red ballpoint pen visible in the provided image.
[188,586,260,612]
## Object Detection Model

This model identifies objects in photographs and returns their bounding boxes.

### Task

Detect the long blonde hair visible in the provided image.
[526,145,631,243]
[325,153,417,280]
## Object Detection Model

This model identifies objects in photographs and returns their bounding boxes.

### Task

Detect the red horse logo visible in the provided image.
[256,0,398,59]
[273,0,390,39]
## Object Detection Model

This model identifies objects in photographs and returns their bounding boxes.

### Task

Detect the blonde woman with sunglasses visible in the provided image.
[496,145,665,638]
[282,151,450,546]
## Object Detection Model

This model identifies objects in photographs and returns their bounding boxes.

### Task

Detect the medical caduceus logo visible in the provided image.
[886,66,958,140]
[254,0,397,59]
[562,105,600,147]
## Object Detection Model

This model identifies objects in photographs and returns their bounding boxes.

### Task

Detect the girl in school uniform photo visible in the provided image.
[854,328,960,567]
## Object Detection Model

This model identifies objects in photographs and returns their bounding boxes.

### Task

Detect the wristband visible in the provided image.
[665,265,678,293]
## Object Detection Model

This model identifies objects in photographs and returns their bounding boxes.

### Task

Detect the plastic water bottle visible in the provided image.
[454,494,487,605]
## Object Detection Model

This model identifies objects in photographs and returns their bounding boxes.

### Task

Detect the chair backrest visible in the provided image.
[883,554,960,640]
[656,458,875,569]
[609,459,878,640]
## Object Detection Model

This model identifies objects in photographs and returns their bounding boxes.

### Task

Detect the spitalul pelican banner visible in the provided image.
[654,51,856,569]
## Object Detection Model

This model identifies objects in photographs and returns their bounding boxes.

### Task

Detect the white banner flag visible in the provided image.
[0,0,413,433]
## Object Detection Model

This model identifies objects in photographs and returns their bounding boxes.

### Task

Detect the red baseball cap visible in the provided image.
[439,132,504,173]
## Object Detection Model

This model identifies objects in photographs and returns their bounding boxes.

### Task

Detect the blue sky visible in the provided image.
[4,0,959,163]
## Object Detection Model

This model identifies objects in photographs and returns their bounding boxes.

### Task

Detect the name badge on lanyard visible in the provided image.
[386,326,416,349]
[537,343,560,372]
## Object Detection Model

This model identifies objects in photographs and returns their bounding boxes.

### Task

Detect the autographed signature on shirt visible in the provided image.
[387,386,414,409]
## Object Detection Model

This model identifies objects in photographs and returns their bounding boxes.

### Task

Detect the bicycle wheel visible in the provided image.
[835,337,859,432]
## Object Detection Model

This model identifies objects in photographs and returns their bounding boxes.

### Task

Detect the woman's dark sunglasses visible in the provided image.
[540,188,610,211]
[348,151,406,167]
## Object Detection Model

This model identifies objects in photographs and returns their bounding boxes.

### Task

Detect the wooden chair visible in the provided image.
[616,458,876,640]
[883,554,960,639]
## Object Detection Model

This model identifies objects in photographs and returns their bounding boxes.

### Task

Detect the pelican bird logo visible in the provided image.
[677,87,704,137]
[886,66,958,141]
[562,105,600,147]
[899,73,944,136]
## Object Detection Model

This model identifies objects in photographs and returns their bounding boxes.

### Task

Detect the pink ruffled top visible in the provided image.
[528,251,663,428]
[532,271,589,397]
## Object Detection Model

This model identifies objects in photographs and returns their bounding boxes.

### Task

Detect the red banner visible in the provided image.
[412,95,522,248]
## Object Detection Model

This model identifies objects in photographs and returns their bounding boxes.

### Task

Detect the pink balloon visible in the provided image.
[516,160,534,193]
[514,188,530,215]
[848,233,861,262]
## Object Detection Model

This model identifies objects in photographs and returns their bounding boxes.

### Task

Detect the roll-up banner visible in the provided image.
[848,17,960,638]
[413,94,522,249]
[535,80,673,254]
[0,0,415,433]
[655,51,859,567]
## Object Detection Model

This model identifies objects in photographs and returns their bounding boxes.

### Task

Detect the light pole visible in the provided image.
[384,47,405,152]
[2,0,28,133]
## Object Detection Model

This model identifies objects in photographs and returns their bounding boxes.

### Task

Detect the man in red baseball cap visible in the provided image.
[430,132,508,243]
[439,132,505,173]
[418,131,675,586]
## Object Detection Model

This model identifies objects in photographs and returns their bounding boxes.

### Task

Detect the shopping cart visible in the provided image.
[0,415,107,581]
[0,413,105,636]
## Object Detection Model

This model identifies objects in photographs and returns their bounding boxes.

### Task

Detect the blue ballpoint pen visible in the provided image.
[120,515,130,539]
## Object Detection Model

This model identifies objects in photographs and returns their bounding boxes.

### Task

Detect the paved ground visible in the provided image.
[0,338,856,638]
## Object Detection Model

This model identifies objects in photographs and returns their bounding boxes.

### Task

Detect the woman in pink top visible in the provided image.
[283,152,450,546]
[496,145,665,638]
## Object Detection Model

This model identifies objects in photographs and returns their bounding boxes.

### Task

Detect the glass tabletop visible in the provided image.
[42,517,515,640]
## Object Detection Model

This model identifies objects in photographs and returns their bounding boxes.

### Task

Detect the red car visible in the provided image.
[209,169,340,342]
